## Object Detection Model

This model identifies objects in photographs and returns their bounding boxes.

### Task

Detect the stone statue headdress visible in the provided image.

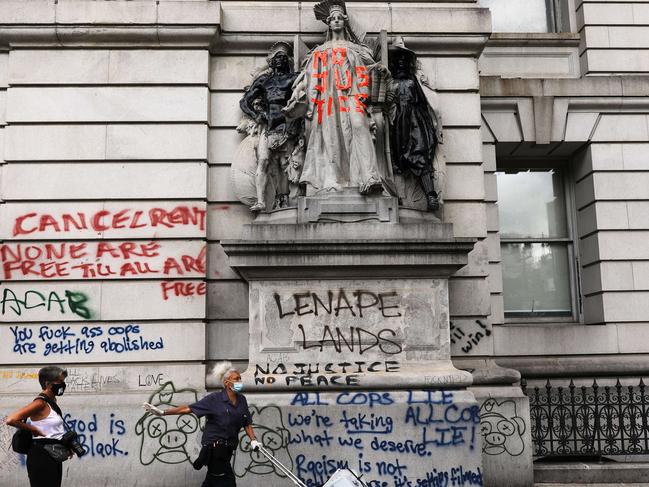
[266,41,294,68]
[313,0,347,22]
[313,0,366,44]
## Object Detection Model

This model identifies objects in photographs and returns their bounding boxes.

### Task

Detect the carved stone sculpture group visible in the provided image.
[231,0,445,213]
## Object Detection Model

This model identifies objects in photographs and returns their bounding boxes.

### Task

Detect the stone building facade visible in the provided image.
[0,1,648,486]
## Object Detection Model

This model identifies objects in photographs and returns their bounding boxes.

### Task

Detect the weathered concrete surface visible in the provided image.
[235,390,483,487]
[244,278,470,390]
[0,388,482,487]
[472,386,533,487]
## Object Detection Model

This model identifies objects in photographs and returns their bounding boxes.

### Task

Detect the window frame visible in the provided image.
[496,160,582,325]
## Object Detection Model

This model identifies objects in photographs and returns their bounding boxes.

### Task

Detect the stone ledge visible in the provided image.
[488,32,581,47]
[535,463,649,485]
[481,76,649,97]
[497,353,649,378]
[222,237,477,279]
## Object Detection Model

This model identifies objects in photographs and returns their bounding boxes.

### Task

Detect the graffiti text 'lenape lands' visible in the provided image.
[273,290,403,318]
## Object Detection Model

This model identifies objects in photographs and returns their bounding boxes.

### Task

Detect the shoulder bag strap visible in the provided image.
[36,394,72,432]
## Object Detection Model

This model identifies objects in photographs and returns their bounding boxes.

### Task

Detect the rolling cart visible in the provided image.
[256,445,368,487]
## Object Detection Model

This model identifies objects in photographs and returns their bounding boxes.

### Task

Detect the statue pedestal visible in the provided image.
[222,206,483,486]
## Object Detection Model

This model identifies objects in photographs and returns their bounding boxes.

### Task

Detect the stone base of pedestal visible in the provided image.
[471,386,534,487]
[230,389,483,487]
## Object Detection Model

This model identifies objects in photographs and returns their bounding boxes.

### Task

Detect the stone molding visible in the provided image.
[0,1,491,55]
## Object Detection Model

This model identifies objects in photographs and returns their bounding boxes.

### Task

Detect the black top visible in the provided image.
[189,390,252,445]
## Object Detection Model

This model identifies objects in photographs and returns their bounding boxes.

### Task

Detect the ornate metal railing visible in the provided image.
[522,378,649,458]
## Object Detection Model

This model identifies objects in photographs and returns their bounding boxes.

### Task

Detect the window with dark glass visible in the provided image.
[496,167,578,320]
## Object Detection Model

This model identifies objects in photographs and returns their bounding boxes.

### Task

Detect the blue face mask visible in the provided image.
[232,382,244,393]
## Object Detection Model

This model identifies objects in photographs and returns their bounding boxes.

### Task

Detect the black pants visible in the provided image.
[27,442,63,487]
[201,444,236,487]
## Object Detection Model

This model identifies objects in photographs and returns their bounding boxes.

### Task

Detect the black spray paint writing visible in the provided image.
[274,290,403,319]
[450,320,491,354]
[254,361,400,387]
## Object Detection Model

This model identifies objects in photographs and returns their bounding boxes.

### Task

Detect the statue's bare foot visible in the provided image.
[359,178,383,195]
[250,201,266,212]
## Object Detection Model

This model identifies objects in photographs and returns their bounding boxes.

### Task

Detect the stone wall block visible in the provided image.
[1,162,206,200]
[574,143,623,181]
[207,203,253,240]
[597,231,649,260]
[445,164,485,200]
[443,202,487,238]
[209,55,264,90]
[600,291,649,322]
[577,202,628,237]
[9,50,109,84]
[486,204,499,232]
[390,6,491,33]
[585,50,649,74]
[207,320,249,360]
[208,165,237,202]
[627,201,649,228]
[108,50,209,84]
[6,87,208,123]
[5,125,106,161]
[207,281,249,319]
[0,281,205,322]
[443,128,483,163]
[157,1,220,24]
[210,92,243,127]
[419,57,479,91]
[579,233,600,266]
[487,262,503,294]
[449,278,491,316]
[438,92,481,127]
[592,114,649,142]
[0,200,207,240]
[208,128,242,164]
[221,2,300,32]
[106,124,208,160]
[485,232,501,262]
[575,175,595,210]
[493,322,617,355]
[207,243,239,280]
[581,3,634,25]
[56,0,157,24]
[591,172,649,200]
[0,52,10,87]
[0,1,56,24]
[454,239,489,278]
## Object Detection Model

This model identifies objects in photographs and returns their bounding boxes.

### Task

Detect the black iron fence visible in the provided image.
[522,378,649,458]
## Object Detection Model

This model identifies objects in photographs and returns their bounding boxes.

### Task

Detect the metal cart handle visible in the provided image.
[255,445,308,487]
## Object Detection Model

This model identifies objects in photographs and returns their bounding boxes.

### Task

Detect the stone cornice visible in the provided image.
[0,1,491,56]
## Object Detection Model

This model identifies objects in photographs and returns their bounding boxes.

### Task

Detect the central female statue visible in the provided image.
[284,0,390,195]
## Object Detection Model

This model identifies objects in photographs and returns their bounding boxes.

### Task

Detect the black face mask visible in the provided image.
[51,382,66,397]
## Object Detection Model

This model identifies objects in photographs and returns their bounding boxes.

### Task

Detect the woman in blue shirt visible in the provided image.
[143,364,260,487]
